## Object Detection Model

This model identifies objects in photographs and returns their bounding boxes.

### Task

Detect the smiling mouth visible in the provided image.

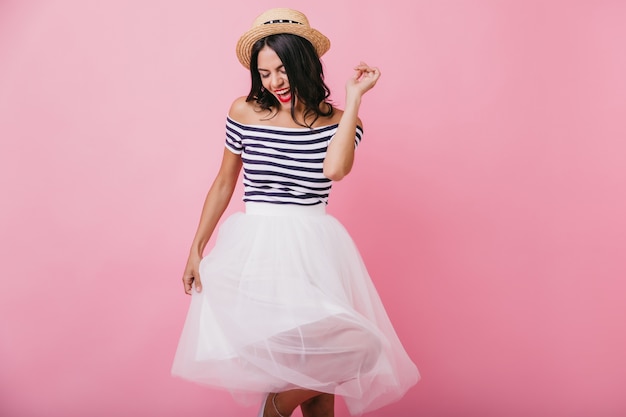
[275,89,291,103]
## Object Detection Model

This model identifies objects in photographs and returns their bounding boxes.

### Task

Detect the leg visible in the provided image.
[255,317,380,416]
[263,389,324,417]
[301,393,335,417]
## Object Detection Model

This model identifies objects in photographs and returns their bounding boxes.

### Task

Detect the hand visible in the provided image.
[346,62,381,98]
[182,252,202,295]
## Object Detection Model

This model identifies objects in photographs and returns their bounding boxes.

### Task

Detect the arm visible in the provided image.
[182,148,242,294]
[323,62,381,181]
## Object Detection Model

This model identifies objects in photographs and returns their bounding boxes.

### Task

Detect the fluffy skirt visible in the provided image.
[171,202,419,415]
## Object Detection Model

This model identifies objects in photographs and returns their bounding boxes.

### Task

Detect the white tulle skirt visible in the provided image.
[171,202,419,415]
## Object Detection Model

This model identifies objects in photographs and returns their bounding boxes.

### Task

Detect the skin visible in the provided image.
[182,45,380,417]
[299,393,335,417]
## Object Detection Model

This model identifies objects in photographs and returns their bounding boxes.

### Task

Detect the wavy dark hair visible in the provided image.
[246,33,333,128]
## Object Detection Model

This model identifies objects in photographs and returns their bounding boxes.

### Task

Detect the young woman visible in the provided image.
[171,8,419,417]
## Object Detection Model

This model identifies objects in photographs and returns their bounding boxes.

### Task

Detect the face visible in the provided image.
[257,46,292,108]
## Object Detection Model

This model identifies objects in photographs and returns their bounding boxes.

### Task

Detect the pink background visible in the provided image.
[1,1,626,416]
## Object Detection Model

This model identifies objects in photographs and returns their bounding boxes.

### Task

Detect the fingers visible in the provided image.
[352,62,381,86]
[182,270,202,295]
[353,62,381,77]
[348,62,381,97]
[183,274,193,295]
[195,275,203,293]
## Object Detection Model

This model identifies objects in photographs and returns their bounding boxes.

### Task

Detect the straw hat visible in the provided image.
[236,8,330,69]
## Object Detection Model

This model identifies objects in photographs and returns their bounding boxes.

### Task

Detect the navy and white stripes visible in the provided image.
[225,116,363,206]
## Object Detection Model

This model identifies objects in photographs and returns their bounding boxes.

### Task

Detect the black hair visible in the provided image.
[246,33,333,128]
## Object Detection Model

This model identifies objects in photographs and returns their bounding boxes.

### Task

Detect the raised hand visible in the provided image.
[346,62,381,99]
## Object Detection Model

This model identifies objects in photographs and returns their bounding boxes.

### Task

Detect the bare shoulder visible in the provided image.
[228,96,259,124]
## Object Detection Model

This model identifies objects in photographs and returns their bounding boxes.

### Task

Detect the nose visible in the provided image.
[270,73,284,89]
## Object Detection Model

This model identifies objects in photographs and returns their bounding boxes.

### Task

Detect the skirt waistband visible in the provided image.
[245,202,326,216]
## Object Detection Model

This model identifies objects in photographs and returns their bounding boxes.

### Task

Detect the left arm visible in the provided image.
[323,62,381,181]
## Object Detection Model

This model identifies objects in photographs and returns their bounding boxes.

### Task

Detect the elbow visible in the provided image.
[323,153,355,181]
[323,165,352,182]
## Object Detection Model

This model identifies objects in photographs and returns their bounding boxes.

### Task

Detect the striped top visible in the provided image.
[225,116,363,206]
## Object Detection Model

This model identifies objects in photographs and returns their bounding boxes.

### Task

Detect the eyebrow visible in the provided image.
[257,65,285,72]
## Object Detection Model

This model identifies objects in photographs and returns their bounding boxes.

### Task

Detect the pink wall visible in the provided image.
[2,1,625,416]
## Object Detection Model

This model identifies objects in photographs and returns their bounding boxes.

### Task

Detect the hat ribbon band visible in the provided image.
[263,19,303,25]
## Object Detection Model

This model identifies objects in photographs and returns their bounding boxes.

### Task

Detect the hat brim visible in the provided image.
[236,24,330,69]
